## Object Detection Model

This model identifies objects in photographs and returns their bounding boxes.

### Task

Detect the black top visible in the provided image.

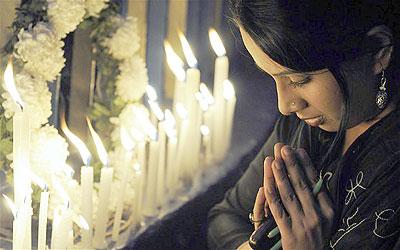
[208,107,400,249]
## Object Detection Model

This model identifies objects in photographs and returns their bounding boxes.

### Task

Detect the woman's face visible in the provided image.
[240,28,343,132]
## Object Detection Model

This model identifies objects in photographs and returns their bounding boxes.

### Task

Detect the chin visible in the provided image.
[318,123,339,132]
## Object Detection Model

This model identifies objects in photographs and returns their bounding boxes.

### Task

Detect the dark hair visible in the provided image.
[229,0,400,166]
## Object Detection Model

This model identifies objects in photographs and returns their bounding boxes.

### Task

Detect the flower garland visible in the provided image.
[88,8,150,211]
[0,0,109,218]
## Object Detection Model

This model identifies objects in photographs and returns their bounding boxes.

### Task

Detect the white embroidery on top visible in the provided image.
[322,171,333,191]
[373,208,399,239]
[329,207,367,249]
[345,171,366,205]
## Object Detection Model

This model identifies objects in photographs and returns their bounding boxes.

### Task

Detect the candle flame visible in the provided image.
[61,164,75,178]
[148,100,164,121]
[176,103,188,120]
[147,123,158,141]
[146,85,158,102]
[86,117,108,166]
[52,178,70,204]
[164,109,176,127]
[195,92,209,111]
[200,83,215,105]
[2,194,17,218]
[209,28,226,57]
[133,162,141,174]
[164,41,186,81]
[3,59,24,109]
[31,172,47,190]
[223,80,236,100]
[200,125,210,136]
[73,213,89,230]
[120,126,135,151]
[60,113,91,165]
[178,30,198,68]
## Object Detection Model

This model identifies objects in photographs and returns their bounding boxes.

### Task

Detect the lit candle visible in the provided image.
[2,194,31,250]
[164,110,177,198]
[209,28,229,160]
[136,141,146,219]
[200,125,212,166]
[148,103,167,207]
[87,118,113,248]
[51,204,73,249]
[175,103,190,182]
[146,85,159,125]
[143,126,159,217]
[61,115,93,248]
[223,80,236,155]
[4,60,32,249]
[164,41,186,116]
[31,174,49,250]
[132,162,142,225]
[178,31,201,177]
[112,126,135,242]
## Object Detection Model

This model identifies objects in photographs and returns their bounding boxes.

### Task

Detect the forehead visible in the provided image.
[239,27,290,76]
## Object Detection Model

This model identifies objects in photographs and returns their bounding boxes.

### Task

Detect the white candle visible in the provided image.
[61,116,92,248]
[175,103,190,183]
[132,163,142,225]
[143,137,159,217]
[136,141,146,218]
[223,80,237,155]
[112,151,131,242]
[80,166,93,247]
[93,167,113,248]
[209,29,229,161]
[38,188,49,250]
[112,126,135,242]
[166,135,177,196]
[156,121,166,207]
[4,60,32,250]
[51,205,73,249]
[87,117,112,248]
[200,125,212,166]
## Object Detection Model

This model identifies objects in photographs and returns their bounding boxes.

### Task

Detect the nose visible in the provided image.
[275,81,306,116]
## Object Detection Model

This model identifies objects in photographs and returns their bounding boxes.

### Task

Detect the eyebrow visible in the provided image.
[254,63,301,77]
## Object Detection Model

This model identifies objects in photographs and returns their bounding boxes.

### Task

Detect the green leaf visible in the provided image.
[0,138,13,155]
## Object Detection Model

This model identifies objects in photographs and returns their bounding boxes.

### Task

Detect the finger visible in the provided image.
[272,158,303,221]
[264,159,291,236]
[296,148,335,229]
[281,146,317,217]
[253,187,266,230]
[263,157,273,215]
[274,143,285,160]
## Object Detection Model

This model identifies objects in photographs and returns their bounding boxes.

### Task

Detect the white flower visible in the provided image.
[2,72,52,128]
[84,0,109,17]
[30,125,70,179]
[102,16,140,60]
[14,23,65,81]
[118,103,152,143]
[115,56,148,102]
[47,0,86,38]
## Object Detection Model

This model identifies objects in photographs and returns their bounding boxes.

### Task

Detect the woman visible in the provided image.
[207,1,400,249]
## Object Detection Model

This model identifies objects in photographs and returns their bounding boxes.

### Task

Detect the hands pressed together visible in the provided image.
[240,143,335,250]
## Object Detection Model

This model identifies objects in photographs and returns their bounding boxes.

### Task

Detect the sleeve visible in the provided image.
[207,116,291,250]
[328,154,400,250]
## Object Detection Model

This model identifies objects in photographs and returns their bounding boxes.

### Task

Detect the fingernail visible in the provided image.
[283,147,292,156]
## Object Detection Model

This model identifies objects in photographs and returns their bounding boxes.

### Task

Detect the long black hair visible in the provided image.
[229,0,400,166]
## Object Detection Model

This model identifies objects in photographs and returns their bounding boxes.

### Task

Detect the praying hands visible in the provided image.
[251,144,335,250]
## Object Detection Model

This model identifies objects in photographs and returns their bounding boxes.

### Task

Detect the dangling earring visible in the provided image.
[376,68,389,109]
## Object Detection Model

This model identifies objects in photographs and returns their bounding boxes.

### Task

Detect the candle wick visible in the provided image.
[17,101,24,111]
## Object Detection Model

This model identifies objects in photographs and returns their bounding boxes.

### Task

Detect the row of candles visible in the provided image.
[1,28,236,249]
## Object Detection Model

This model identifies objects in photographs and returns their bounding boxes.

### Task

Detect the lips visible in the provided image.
[303,116,324,127]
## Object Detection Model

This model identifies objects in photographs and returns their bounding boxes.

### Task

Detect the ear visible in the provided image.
[367,25,394,74]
